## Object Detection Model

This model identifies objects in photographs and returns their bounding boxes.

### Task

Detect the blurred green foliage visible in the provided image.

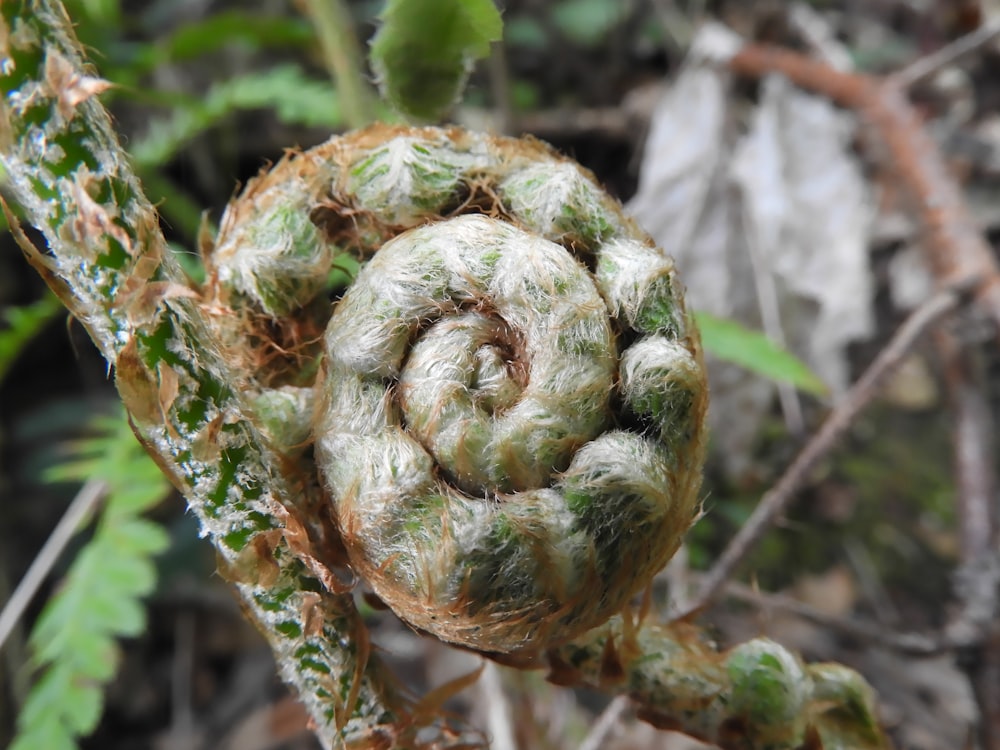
[10,413,171,750]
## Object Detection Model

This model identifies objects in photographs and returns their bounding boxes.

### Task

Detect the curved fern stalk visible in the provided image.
[0,4,426,748]
[211,124,708,655]
[548,616,888,750]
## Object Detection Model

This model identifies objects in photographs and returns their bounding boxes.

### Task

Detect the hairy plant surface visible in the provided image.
[210,124,708,654]
[1,3,890,748]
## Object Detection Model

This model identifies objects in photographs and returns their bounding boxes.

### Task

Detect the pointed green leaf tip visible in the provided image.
[370,0,503,121]
[694,311,828,396]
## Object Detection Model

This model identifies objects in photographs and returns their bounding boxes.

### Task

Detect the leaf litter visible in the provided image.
[628,26,875,477]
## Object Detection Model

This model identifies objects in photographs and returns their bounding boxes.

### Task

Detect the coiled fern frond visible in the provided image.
[208,125,708,654]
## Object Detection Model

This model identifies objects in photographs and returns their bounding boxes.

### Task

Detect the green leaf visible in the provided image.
[550,0,625,48]
[370,0,502,121]
[130,65,342,168]
[13,408,171,750]
[155,12,313,64]
[695,312,828,396]
[9,709,76,750]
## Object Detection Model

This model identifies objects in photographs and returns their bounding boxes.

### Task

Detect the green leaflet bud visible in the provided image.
[726,639,811,744]
[214,193,331,317]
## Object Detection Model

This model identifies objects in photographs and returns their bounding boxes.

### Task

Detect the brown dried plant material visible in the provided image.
[42,48,111,119]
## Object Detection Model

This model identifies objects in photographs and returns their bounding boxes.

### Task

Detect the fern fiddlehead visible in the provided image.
[2,3,889,743]
[211,125,708,654]
[213,124,887,748]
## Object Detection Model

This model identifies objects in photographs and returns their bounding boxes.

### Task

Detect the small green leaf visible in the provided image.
[158,12,313,64]
[109,518,171,555]
[695,312,828,396]
[550,0,625,48]
[131,65,342,167]
[14,408,171,750]
[370,0,502,121]
[9,710,76,750]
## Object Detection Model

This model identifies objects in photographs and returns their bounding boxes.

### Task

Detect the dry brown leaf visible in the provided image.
[628,24,875,476]
[63,171,132,257]
[115,336,162,425]
[43,49,112,119]
[271,501,354,595]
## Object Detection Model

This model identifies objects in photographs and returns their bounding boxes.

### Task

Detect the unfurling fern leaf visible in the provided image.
[10,412,170,750]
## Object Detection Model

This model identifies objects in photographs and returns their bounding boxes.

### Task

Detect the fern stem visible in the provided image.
[548,616,889,750]
[0,3,416,747]
[296,0,377,128]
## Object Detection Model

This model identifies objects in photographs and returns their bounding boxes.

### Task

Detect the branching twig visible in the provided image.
[579,696,629,750]
[689,289,960,612]
[892,17,1000,89]
[723,43,1000,330]
[690,30,1000,744]
[718,580,948,656]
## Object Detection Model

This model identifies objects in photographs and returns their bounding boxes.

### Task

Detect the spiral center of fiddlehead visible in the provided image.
[328,215,615,496]
[210,125,709,654]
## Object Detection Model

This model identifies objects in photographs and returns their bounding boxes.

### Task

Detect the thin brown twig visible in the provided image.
[687,289,960,614]
[579,696,630,750]
[709,35,1000,745]
[727,43,1000,331]
[0,479,107,650]
[892,16,1000,89]
[937,331,997,557]
[719,580,947,656]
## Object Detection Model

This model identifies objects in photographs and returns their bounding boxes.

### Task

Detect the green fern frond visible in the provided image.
[130,11,314,75]
[10,411,171,750]
[130,64,344,168]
